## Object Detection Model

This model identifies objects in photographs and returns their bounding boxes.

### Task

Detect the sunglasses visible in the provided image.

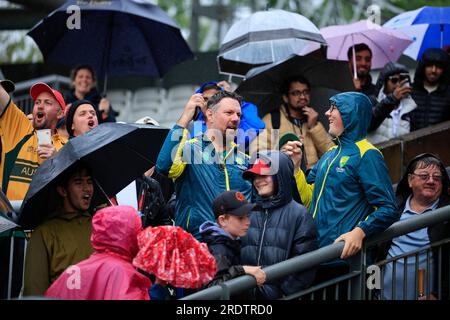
[388,74,410,85]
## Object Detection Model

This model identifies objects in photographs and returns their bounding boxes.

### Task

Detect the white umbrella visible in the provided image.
[218,9,326,77]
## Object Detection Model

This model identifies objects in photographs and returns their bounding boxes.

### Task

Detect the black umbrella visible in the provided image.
[27,0,193,92]
[235,54,355,129]
[18,122,169,230]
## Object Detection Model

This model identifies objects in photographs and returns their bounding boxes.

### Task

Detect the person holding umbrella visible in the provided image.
[347,43,377,98]
[156,91,252,240]
[0,81,67,201]
[65,65,117,123]
[23,162,94,296]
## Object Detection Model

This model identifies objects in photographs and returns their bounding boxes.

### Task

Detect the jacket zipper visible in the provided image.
[257,209,269,266]
[312,136,342,219]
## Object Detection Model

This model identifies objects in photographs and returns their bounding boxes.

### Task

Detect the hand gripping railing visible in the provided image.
[183,204,450,300]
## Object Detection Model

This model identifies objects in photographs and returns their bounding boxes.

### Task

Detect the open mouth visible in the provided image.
[88,120,95,128]
[82,194,91,202]
[36,112,44,119]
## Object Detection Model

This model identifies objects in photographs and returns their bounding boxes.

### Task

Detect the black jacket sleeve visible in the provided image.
[369,93,400,132]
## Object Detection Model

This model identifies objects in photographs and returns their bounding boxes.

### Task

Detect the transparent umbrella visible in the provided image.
[218,9,327,77]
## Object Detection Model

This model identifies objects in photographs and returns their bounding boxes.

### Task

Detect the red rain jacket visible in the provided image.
[45,206,151,300]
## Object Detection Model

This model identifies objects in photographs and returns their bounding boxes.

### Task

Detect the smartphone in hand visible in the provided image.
[36,129,52,145]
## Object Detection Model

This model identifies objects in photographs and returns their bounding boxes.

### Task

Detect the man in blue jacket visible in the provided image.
[156,90,252,239]
[291,92,399,280]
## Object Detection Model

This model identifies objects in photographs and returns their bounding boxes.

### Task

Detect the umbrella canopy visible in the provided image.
[317,20,412,72]
[218,9,326,77]
[235,54,355,127]
[383,6,450,60]
[18,122,169,230]
[27,0,193,90]
[133,226,217,288]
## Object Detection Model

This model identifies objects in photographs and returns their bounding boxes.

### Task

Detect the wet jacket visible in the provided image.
[410,48,450,131]
[156,125,252,239]
[45,206,151,300]
[241,151,318,299]
[199,221,245,287]
[295,92,399,249]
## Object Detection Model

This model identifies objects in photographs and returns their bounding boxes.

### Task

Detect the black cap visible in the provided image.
[65,99,99,137]
[1,80,15,93]
[212,191,258,218]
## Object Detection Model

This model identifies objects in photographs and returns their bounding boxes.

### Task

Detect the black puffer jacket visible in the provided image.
[410,48,450,131]
[369,62,411,132]
[241,151,318,300]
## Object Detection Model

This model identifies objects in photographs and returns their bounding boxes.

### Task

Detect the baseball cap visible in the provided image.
[30,82,66,111]
[212,191,258,218]
[278,132,300,149]
[0,80,15,93]
[243,158,273,180]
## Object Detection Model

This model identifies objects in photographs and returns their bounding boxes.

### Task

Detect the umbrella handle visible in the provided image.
[351,35,357,79]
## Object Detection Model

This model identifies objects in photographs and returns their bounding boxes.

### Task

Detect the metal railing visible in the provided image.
[183,204,450,300]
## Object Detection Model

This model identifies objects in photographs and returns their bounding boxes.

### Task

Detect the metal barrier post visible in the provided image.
[348,250,363,300]
[7,233,14,300]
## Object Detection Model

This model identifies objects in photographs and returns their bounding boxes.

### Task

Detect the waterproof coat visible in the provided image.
[241,151,318,300]
[295,92,399,249]
[156,125,252,239]
[45,206,151,300]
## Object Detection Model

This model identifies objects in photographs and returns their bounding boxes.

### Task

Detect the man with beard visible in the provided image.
[348,43,377,98]
[23,162,94,296]
[409,48,450,131]
[255,75,334,171]
[156,91,252,239]
[0,81,67,200]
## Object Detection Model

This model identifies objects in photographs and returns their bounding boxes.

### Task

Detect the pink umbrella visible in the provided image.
[319,20,412,77]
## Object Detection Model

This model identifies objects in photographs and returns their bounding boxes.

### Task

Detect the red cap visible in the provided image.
[243,158,272,180]
[30,82,66,111]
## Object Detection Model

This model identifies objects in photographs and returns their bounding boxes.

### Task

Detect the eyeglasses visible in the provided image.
[289,90,310,97]
[327,102,338,113]
[410,173,443,182]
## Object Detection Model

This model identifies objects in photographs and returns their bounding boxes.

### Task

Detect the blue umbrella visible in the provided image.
[27,0,193,91]
[383,6,450,60]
